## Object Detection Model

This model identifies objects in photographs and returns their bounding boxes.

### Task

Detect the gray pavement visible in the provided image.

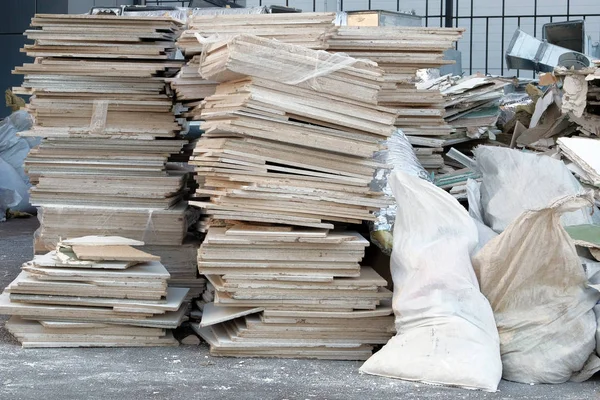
[0,217,599,400]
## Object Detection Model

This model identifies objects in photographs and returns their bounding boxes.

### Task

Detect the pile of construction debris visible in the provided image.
[5,13,599,385]
[490,62,600,204]
[555,64,600,203]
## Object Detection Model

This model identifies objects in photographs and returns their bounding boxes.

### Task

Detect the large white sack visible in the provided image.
[472,193,600,384]
[583,257,600,358]
[473,146,599,233]
[360,171,502,392]
[0,157,28,216]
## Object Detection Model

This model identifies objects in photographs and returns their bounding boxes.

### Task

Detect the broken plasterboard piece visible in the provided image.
[71,245,160,262]
[564,224,600,249]
[200,303,263,327]
[61,236,145,247]
[558,137,600,186]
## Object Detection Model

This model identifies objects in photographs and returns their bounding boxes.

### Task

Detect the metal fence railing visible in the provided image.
[144,0,600,77]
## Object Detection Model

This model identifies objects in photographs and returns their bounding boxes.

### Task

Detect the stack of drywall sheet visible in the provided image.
[441,75,508,136]
[325,26,464,130]
[167,56,219,102]
[414,74,509,179]
[197,301,394,360]
[174,14,463,175]
[34,205,189,254]
[195,226,394,360]
[170,12,338,123]
[419,74,509,140]
[0,236,189,348]
[25,138,187,208]
[171,13,464,177]
[14,14,189,251]
[143,237,206,302]
[178,12,337,55]
[198,227,365,278]
[185,34,394,360]
[325,26,463,173]
[188,34,395,228]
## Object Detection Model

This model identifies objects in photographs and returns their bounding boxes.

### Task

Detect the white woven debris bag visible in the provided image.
[472,192,600,384]
[583,259,600,363]
[473,146,599,233]
[360,171,502,392]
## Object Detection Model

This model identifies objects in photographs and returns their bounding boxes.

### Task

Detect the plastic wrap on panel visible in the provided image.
[370,129,431,255]
[335,12,347,26]
[415,68,442,84]
[122,9,189,24]
[197,34,366,89]
[497,92,533,129]
[189,6,267,17]
[123,6,268,25]
[281,51,358,87]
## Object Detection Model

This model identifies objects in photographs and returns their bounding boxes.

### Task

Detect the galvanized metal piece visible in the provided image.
[506,29,594,73]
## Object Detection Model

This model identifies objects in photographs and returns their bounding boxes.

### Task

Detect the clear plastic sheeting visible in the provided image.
[497,92,533,129]
[122,7,268,26]
[334,12,347,26]
[281,50,358,87]
[0,111,36,218]
[194,33,366,91]
[122,9,189,23]
[189,6,266,19]
[415,68,443,85]
[370,130,431,255]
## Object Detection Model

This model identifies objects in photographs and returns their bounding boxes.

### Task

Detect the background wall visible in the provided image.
[68,0,135,14]
[0,1,70,118]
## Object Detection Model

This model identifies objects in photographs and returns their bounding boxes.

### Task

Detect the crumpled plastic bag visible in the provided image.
[360,171,502,392]
[0,110,36,215]
[472,192,600,384]
[474,146,600,233]
[0,158,25,221]
[370,130,430,255]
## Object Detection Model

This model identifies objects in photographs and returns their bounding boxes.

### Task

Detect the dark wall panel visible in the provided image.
[0,0,36,35]
[36,0,69,14]
[0,0,68,117]
[0,35,29,118]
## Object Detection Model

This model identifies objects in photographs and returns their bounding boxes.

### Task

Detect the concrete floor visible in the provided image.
[1,218,599,400]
